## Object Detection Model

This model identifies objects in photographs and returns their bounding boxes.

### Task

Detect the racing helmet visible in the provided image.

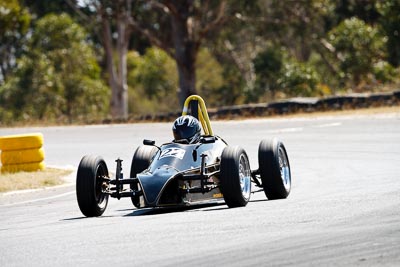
[172,115,201,144]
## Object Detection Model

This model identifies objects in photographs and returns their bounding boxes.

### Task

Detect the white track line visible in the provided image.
[313,122,342,128]
[0,190,75,207]
[268,127,304,133]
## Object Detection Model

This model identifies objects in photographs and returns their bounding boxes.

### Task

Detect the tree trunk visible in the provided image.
[101,6,129,119]
[116,12,129,119]
[176,54,197,106]
[170,5,198,106]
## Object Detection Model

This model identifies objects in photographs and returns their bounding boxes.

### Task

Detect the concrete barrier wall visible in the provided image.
[133,90,400,122]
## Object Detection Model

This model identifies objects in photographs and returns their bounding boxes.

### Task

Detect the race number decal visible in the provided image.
[160,148,186,160]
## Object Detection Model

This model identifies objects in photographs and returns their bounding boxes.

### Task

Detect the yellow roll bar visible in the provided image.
[182,95,214,136]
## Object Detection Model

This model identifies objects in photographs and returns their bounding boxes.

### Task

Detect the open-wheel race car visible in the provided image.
[76,95,291,217]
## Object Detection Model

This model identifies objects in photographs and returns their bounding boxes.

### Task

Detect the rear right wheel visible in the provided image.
[258,138,291,200]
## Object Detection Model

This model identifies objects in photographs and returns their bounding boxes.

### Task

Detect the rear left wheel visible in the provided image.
[220,146,251,208]
[76,155,109,217]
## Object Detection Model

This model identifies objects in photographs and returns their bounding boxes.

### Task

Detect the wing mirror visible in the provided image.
[143,139,161,151]
[200,136,216,144]
[143,139,155,146]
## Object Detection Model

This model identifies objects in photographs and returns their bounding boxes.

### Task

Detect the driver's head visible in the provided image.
[172,115,201,144]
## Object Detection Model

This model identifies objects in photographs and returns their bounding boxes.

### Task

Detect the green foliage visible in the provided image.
[0,0,31,83]
[253,47,322,100]
[127,47,226,114]
[212,65,245,106]
[127,48,178,115]
[252,47,284,100]
[376,0,400,67]
[23,0,75,18]
[373,61,398,83]
[0,0,30,36]
[0,13,108,124]
[128,48,176,99]
[328,17,387,85]
[2,1,400,124]
[279,61,322,97]
[334,0,380,24]
[195,49,225,107]
[255,0,336,61]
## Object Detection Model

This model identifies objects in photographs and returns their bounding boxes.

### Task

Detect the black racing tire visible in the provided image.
[258,138,291,200]
[76,155,109,217]
[130,145,158,207]
[220,146,252,208]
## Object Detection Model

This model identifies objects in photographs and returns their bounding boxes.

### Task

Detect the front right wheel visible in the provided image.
[220,146,251,208]
[258,138,291,200]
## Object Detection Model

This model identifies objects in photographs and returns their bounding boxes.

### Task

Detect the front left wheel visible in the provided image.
[76,155,109,217]
[130,145,158,208]
[219,146,252,208]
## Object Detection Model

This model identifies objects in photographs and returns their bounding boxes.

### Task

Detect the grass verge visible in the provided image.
[0,168,73,193]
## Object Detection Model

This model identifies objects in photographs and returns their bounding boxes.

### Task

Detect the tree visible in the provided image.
[376,0,400,67]
[0,13,108,123]
[23,0,77,18]
[64,0,133,119]
[210,1,261,102]
[211,0,334,102]
[70,0,229,118]
[127,48,178,115]
[253,46,322,100]
[253,47,284,100]
[253,0,334,61]
[127,46,225,115]
[0,0,30,84]
[129,0,228,106]
[99,1,131,119]
[334,0,380,25]
[328,17,386,85]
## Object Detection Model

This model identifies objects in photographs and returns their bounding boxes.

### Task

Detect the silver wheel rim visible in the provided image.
[239,154,251,200]
[278,147,291,190]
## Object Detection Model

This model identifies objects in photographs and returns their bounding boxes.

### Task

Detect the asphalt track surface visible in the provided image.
[1,112,400,266]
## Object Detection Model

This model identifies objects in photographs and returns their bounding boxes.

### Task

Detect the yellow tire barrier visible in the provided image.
[1,147,45,165]
[0,133,44,151]
[0,133,45,173]
[1,162,46,173]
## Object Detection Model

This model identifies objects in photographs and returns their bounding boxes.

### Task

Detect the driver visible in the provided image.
[172,115,201,144]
